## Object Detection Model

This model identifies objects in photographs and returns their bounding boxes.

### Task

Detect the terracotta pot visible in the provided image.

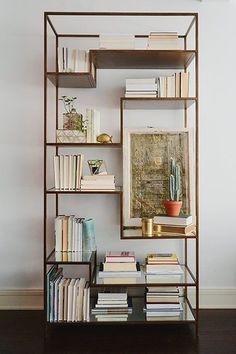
[164,200,182,217]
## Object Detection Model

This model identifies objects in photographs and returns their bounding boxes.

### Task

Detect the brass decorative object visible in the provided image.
[96,133,113,144]
[153,223,162,236]
[142,217,153,237]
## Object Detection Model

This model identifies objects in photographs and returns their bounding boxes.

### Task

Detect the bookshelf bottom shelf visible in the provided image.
[47,297,195,325]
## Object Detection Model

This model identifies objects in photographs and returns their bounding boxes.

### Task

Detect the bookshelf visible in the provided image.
[44,12,199,334]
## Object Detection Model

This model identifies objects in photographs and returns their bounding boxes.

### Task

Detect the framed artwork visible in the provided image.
[123,128,192,227]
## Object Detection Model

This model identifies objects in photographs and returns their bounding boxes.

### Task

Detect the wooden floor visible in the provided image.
[0,310,236,354]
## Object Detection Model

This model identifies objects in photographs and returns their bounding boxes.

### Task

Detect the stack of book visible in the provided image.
[57,48,89,72]
[158,72,190,98]
[144,286,182,320]
[145,253,183,275]
[99,34,135,49]
[153,214,195,235]
[85,109,100,143]
[92,291,132,321]
[55,216,96,253]
[98,251,141,278]
[47,266,90,322]
[125,78,158,98]
[147,32,180,50]
[81,175,115,191]
[53,154,84,190]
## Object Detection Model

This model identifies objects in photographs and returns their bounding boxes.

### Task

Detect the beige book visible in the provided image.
[53,156,60,190]
[62,216,69,252]
[63,279,71,321]
[72,279,79,322]
[68,155,73,190]
[181,72,190,97]
[103,262,137,272]
[175,72,181,97]
[58,278,66,321]
[67,278,76,322]
[76,278,86,321]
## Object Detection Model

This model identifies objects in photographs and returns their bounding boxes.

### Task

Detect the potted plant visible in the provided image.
[56,96,87,143]
[164,158,182,216]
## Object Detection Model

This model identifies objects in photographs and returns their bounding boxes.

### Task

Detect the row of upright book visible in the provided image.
[125,74,190,98]
[47,266,90,322]
[53,154,83,190]
[55,216,96,253]
[58,48,89,72]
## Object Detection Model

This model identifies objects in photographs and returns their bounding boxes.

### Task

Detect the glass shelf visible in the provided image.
[92,265,196,287]
[46,187,122,194]
[46,250,95,264]
[122,228,197,240]
[47,297,195,325]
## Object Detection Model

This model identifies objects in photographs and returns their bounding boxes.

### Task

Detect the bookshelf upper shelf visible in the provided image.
[90,50,196,69]
[47,72,96,88]
[121,97,196,110]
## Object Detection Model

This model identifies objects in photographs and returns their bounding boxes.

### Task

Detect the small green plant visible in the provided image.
[169,158,181,201]
[59,96,77,114]
[59,96,87,132]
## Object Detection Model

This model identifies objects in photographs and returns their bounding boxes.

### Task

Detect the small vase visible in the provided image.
[164,200,182,217]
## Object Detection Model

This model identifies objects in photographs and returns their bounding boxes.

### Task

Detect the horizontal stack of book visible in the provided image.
[57,48,89,72]
[53,154,84,190]
[47,266,90,322]
[99,251,141,278]
[145,253,183,275]
[81,175,115,191]
[99,34,135,49]
[92,291,132,321]
[144,286,182,320]
[125,78,158,98]
[147,32,181,50]
[86,109,100,143]
[55,216,96,253]
[153,214,195,235]
[158,72,190,98]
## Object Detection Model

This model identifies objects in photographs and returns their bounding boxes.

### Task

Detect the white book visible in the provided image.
[81,185,115,190]
[126,84,158,91]
[72,218,77,252]
[146,303,182,309]
[81,179,115,185]
[167,76,175,97]
[67,215,74,252]
[72,279,80,322]
[92,110,100,143]
[67,278,76,322]
[153,214,193,226]
[64,155,69,190]
[146,264,184,275]
[77,278,86,321]
[54,275,63,322]
[71,48,77,72]
[76,155,83,190]
[86,286,90,322]
[83,286,87,321]
[55,216,63,252]
[125,94,157,98]
[175,72,181,97]
[95,304,128,308]
[86,108,92,143]
[158,77,167,98]
[126,78,156,85]
[146,311,181,317]
[63,278,71,321]
[68,155,73,190]
[54,156,60,190]
[82,175,114,181]
[58,278,66,321]
[59,155,64,190]
[72,155,77,190]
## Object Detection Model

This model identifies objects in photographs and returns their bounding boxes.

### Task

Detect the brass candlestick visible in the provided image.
[142,218,153,237]
[153,223,162,236]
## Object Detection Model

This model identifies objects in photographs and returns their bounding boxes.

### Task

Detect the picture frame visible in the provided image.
[123,127,193,227]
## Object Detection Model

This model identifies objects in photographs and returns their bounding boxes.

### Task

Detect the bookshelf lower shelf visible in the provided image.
[47,297,195,325]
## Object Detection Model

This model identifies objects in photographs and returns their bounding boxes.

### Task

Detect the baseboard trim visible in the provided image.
[0,289,43,310]
[0,288,236,310]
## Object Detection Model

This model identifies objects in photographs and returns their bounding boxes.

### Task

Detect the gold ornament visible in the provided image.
[96,133,113,144]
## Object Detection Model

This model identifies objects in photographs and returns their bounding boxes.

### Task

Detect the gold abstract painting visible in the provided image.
[123,129,190,226]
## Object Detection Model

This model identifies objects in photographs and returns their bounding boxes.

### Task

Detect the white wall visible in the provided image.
[0,0,236,307]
